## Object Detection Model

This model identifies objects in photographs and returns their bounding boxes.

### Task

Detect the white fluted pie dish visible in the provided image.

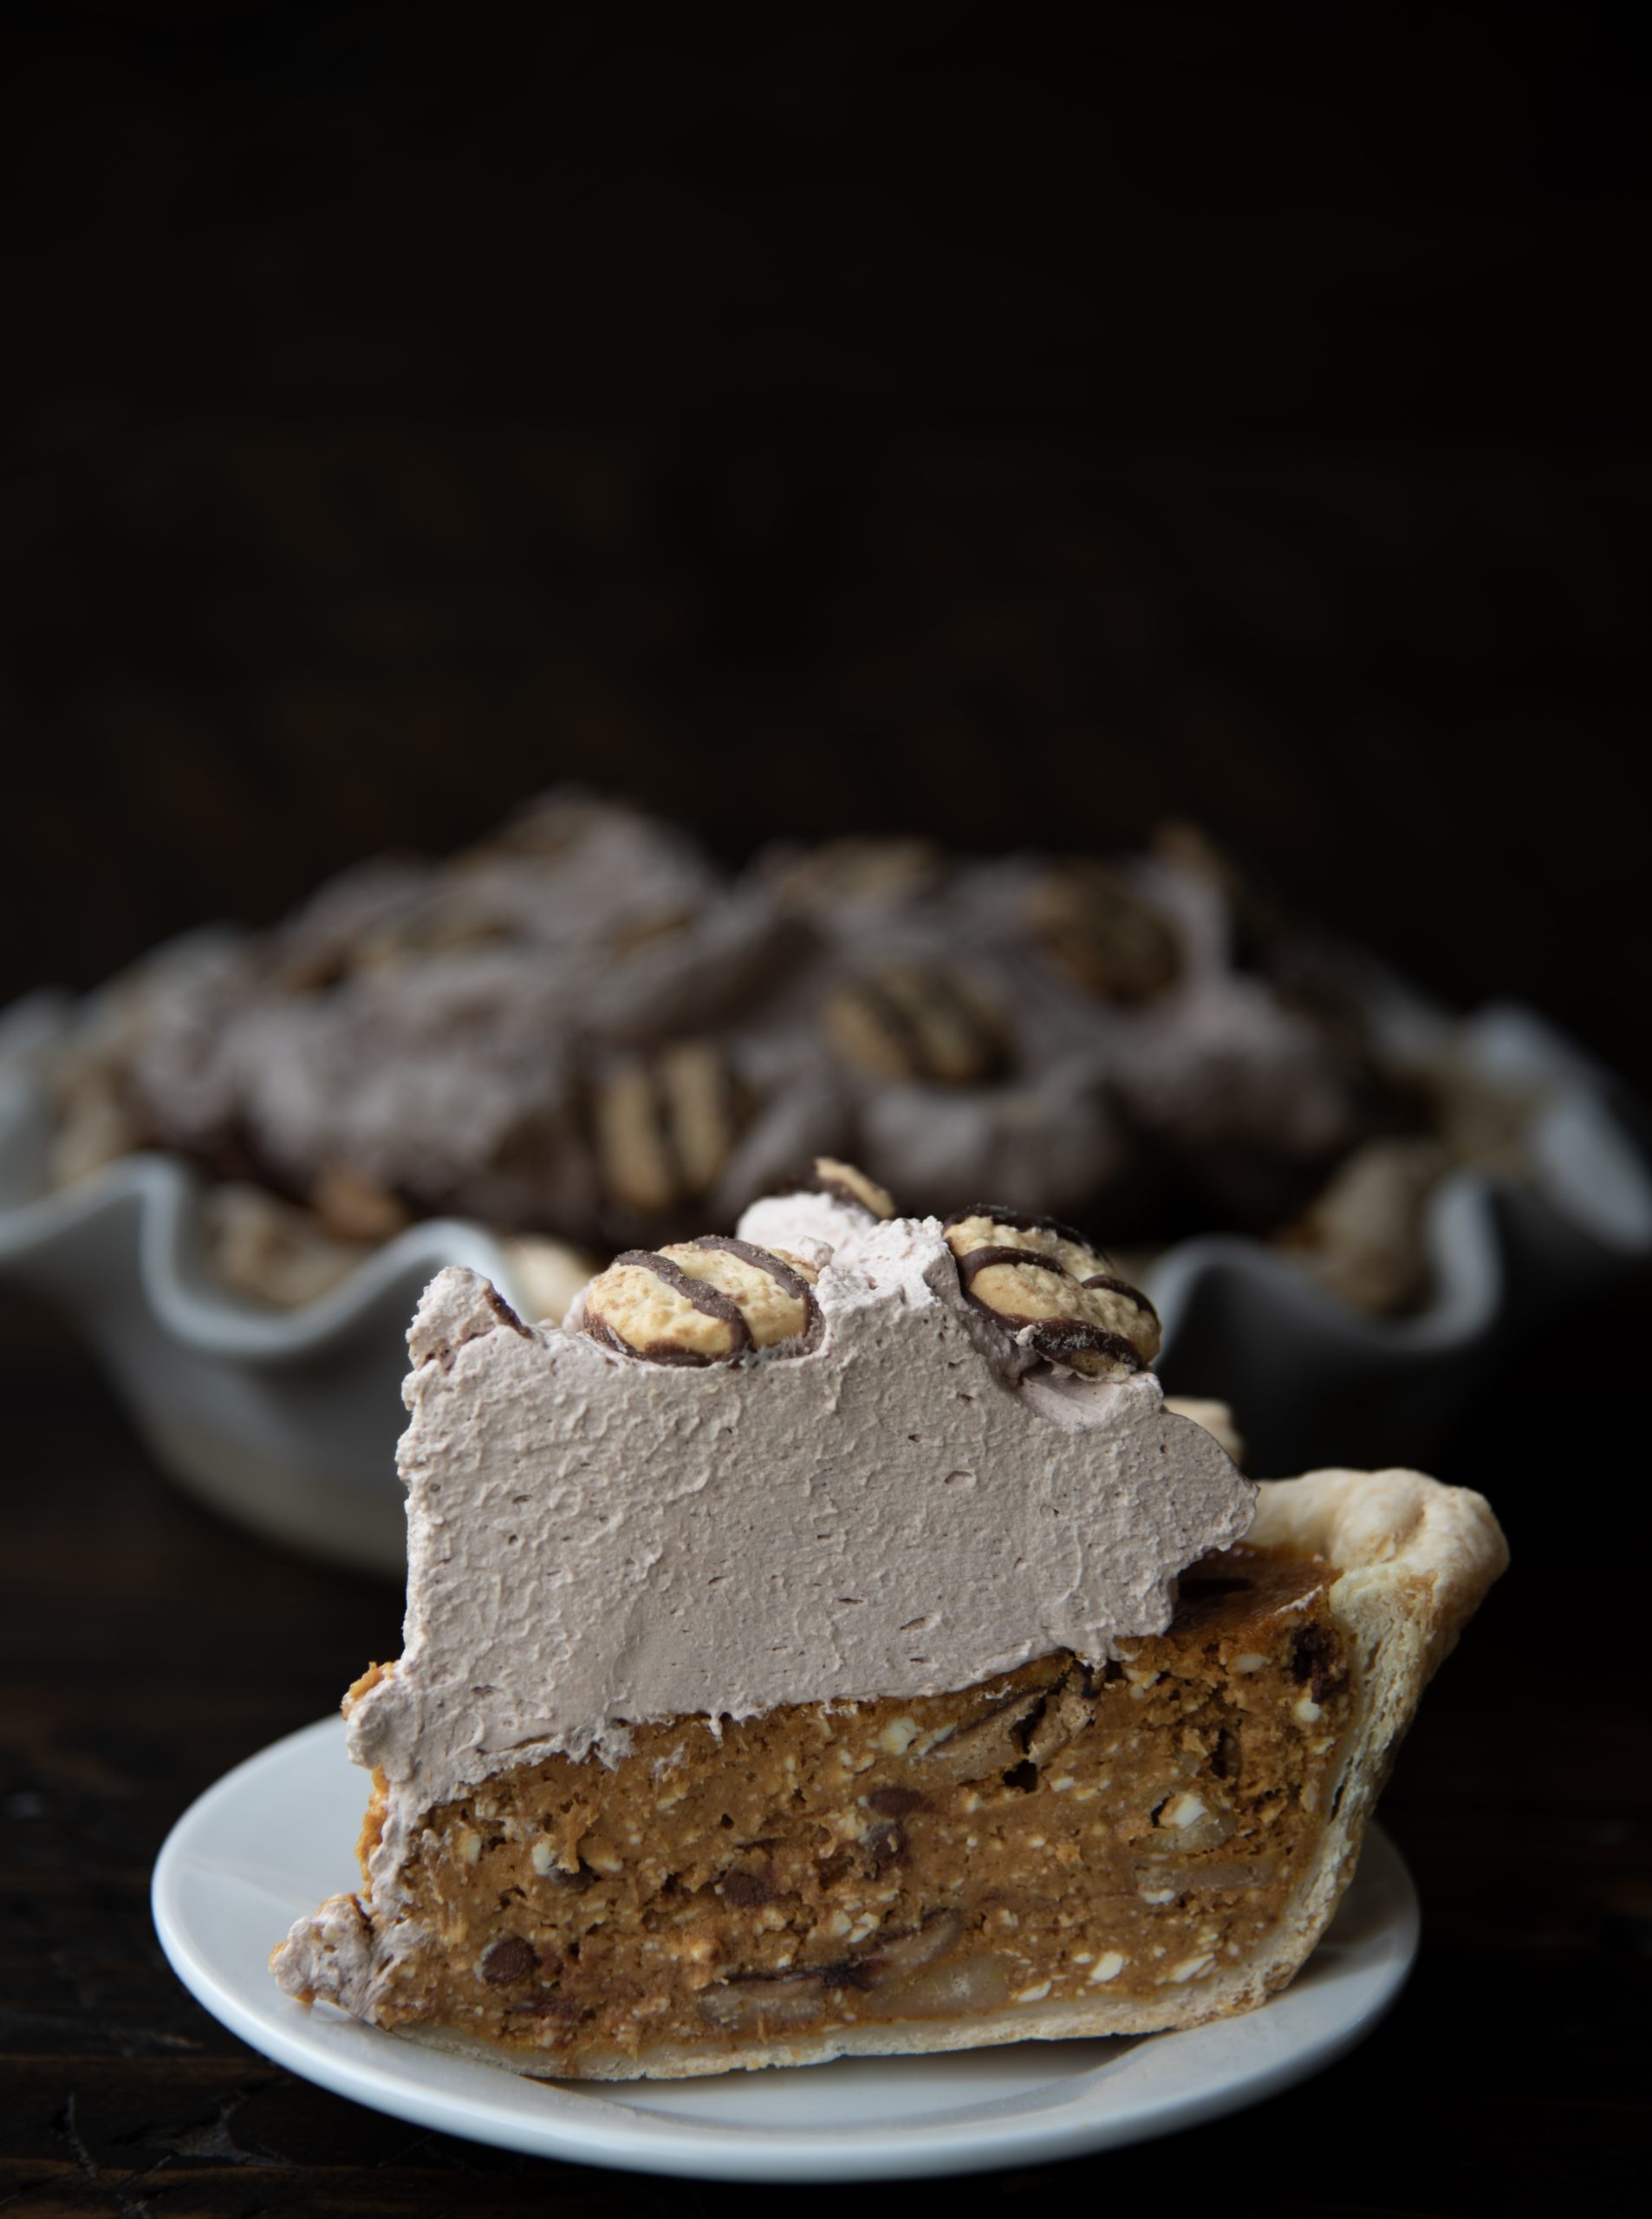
[3,985,1648,1576]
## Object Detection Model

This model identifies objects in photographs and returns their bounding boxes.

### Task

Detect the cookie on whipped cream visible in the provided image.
[943,1203,1161,1379]
[582,1238,821,1363]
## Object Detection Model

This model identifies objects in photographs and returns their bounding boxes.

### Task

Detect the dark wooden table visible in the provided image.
[3,1279,1646,2217]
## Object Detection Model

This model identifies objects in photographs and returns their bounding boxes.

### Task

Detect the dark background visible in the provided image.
[3,3,1649,2212]
[3,0,1649,1083]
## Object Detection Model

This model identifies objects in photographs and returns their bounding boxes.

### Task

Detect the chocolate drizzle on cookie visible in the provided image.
[942,1202,1161,1379]
[823,964,1007,1086]
[582,1236,821,1366]
[589,1044,747,1218]
[1079,1271,1158,1321]
[798,1156,896,1221]
[954,1243,1068,1286]
[589,1250,753,1365]
[1031,861,1181,1005]
[1011,1318,1148,1374]
[691,1235,813,1303]
[945,1203,1102,1256]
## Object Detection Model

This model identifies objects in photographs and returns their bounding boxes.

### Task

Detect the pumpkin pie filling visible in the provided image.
[295,1547,1351,2069]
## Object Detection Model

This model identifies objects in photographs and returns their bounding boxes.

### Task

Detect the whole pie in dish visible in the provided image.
[271,1168,1506,2077]
[42,793,1524,1318]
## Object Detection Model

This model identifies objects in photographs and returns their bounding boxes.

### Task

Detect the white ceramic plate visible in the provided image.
[153,1717,1419,2181]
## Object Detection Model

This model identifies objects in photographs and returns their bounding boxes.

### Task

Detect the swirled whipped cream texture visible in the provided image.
[348,1208,1254,1832]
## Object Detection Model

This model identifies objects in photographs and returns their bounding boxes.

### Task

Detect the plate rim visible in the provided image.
[153,1715,1420,2182]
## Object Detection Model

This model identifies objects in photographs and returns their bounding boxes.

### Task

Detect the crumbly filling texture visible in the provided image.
[338,1547,1350,2067]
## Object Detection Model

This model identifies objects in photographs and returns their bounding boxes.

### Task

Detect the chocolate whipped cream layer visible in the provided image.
[348,1216,1253,1883]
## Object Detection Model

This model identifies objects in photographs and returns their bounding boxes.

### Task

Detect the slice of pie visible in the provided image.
[272,1173,1506,2078]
